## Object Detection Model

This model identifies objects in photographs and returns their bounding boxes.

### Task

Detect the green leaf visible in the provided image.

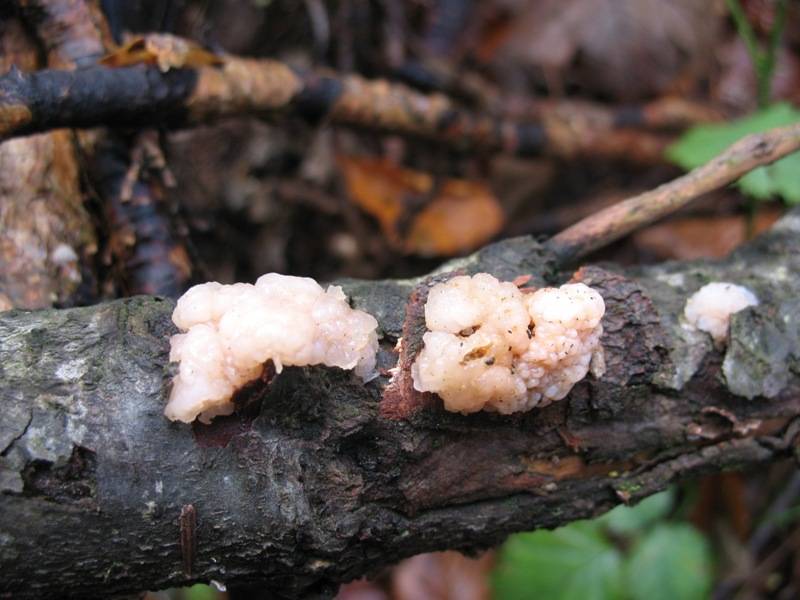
[492,520,624,600]
[625,524,713,600]
[667,103,800,204]
[601,489,675,536]
[183,584,219,600]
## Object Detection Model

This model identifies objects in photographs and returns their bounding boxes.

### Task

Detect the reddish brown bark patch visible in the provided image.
[399,432,640,511]
[380,272,461,419]
[192,363,275,448]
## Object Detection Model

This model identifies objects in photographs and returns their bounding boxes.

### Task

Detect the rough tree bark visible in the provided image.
[0,11,100,310]
[1,210,800,599]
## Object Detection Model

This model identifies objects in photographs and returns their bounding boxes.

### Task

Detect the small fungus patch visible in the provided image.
[411,273,605,414]
[683,282,758,346]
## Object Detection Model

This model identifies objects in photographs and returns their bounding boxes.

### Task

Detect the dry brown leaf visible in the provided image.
[339,156,504,257]
[404,180,505,256]
[633,210,782,260]
[391,551,494,600]
[335,579,388,600]
[491,0,723,100]
[100,34,223,72]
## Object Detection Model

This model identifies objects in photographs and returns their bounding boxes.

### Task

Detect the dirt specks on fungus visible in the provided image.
[410,273,605,414]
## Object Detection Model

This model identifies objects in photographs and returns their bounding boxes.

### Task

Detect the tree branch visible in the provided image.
[1,207,799,598]
[0,52,678,162]
[547,122,800,264]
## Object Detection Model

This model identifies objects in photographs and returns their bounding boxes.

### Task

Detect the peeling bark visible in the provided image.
[1,211,800,598]
[0,16,97,310]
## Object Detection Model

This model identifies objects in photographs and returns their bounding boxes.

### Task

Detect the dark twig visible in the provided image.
[714,471,800,598]
[750,471,800,556]
[91,131,193,297]
[1,46,682,162]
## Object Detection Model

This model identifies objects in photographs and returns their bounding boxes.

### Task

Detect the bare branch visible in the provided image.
[547,123,800,264]
[0,54,677,161]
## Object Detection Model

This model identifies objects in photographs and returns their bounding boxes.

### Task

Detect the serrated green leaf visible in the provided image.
[492,520,624,600]
[625,524,713,600]
[667,103,800,204]
[601,489,675,536]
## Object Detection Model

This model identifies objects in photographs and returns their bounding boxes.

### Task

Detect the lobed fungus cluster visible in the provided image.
[165,273,379,423]
[411,274,606,414]
[166,270,607,422]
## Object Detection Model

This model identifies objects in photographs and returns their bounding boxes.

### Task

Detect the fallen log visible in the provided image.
[1,209,799,598]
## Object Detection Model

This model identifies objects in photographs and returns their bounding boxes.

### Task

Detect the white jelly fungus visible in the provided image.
[683,282,758,345]
[166,273,379,423]
[411,274,605,414]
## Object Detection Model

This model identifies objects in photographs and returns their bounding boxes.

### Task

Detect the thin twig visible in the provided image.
[546,122,800,265]
[750,471,800,556]
[714,471,800,598]
[715,525,800,599]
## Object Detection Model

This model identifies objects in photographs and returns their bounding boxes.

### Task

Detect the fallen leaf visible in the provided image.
[335,579,388,600]
[339,156,504,256]
[633,209,782,260]
[490,0,722,100]
[392,551,494,600]
[100,34,223,72]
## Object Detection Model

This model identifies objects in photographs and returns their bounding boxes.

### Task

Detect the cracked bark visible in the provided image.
[1,210,800,599]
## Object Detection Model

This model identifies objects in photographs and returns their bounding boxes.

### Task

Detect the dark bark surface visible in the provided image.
[1,210,800,599]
